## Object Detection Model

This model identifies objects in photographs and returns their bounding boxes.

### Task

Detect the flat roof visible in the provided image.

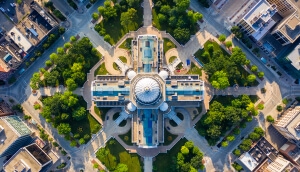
[286,44,300,70]
[2,116,31,136]
[243,0,272,22]
[239,152,259,171]
[8,27,33,52]
[0,118,19,155]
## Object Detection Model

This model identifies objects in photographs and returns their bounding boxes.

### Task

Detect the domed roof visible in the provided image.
[134,77,160,104]
[159,70,168,80]
[127,70,137,80]
[127,102,136,112]
[159,102,168,111]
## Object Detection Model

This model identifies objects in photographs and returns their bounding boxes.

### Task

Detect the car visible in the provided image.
[0,7,5,12]
[9,17,13,21]
[167,126,170,130]
[106,116,109,120]
[10,3,16,7]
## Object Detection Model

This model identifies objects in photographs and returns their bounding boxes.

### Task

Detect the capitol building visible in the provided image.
[91,35,204,148]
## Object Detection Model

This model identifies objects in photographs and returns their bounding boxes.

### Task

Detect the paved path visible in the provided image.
[143,0,153,27]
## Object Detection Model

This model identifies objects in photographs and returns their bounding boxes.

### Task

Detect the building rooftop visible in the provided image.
[243,0,276,25]
[280,142,300,163]
[7,27,33,53]
[240,152,259,171]
[3,143,52,172]
[266,156,293,172]
[0,116,31,155]
[274,106,300,140]
[0,100,14,117]
[286,43,300,70]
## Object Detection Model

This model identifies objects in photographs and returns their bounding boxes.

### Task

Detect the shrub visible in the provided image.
[74,133,80,139]
[24,115,32,120]
[221,141,228,147]
[226,135,235,142]
[70,140,77,147]
[254,127,264,137]
[34,104,41,110]
[53,142,59,147]
[232,162,243,171]
[266,115,274,123]
[79,138,86,145]
[124,136,129,141]
[282,98,288,105]
[249,132,261,141]
[225,41,232,48]
[257,104,264,110]
[93,163,99,169]
[84,134,91,141]
[261,88,266,93]
[104,34,111,42]
[12,104,23,113]
[92,12,99,20]
[276,105,283,112]
[233,149,241,156]
[218,34,226,42]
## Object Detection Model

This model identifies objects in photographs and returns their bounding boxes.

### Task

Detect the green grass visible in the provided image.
[169,56,177,64]
[176,62,184,70]
[194,40,259,86]
[113,62,119,71]
[187,62,202,76]
[119,56,127,63]
[119,129,133,146]
[163,129,178,145]
[153,138,188,171]
[163,38,176,54]
[119,38,133,50]
[94,106,111,121]
[69,97,101,139]
[94,63,109,76]
[97,139,142,172]
[96,6,143,45]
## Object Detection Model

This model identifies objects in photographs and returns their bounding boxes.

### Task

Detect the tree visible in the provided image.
[70,36,77,42]
[251,65,258,72]
[93,163,99,169]
[30,72,41,90]
[247,74,256,83]
[231,26,243,39]
[104,34,111,42]
[12,104,23,113]
[225,41,232,48]
[207,125,221,138]
[211,71,230,89]
[266,115,275,123]
[73,107,86,121]
[173,28,190,44]
[92,12,99,20]
[230,47,246,65]
[50,53,58,64]
[61,113,70,120]
[45,60,53,67]
[120,8,138,30]
[84,134,91,140]
[218,34,226,42]
[226,135,235,142]
[17,0,22,4]
[258,71,264,78]
[57,47,64,54]
[64,42,71,49]
[70,140,77,147]
[66,78,77,91]
[175,0,190,13]
[181,146,189,155]
[233,149,241,156]
[239,139,252,151]
[282,98,289,105]
[184,141,194,149]
[126,0,139,7]
[246,102,258,116]
[257,104,264,110]
[249,132,260,141]
[221,141,228,147]
[276,105,283,112]
[79,138,86,145]
[157,13,167,23]
[57,123,71,135]
[115,163,128,172]
[254,127,264,137]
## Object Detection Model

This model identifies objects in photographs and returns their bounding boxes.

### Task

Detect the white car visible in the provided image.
[0,7,5,12]
[10,3,16,7]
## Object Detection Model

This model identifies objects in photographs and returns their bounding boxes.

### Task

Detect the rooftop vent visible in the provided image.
[295,123,300,133]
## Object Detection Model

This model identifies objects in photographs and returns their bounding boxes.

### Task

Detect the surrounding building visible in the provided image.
[273,105,300,147]
[279,141,300,167]
[237,137,279,171]
[0,115,33,169]
[237,0,280,41]
[3,143,53,172]
[91,35,204,148]
[265,156,298,172]
[283,43,300,71]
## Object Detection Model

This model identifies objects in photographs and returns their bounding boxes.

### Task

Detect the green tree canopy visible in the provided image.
[57,123,71,135]
[120,8,138,30]
[73,107,86,121]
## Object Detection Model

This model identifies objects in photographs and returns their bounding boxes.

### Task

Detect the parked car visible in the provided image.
[10,3,16,7]
[0,7,5,12]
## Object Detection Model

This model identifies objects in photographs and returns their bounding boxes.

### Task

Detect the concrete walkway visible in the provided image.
[143,0,153,27]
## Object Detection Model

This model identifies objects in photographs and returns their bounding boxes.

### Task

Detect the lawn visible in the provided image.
[69,97,101,139]
[163,129,178,145]
[119,129,133,146]
[94,106,111,121]
[194,40,258,86]
[119,56,127,63]
[95,6,143,45]
[176,62,184,70]
[94,63,109,76]
[119,38,133,50]
[163,38,176,54]
[187,62,202,76]
[113,62,120,71]
[169,56,177,64]
[153,138,188,171]
[97,139,142,172]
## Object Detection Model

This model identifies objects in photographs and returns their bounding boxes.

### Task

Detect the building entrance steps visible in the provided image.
[115,111,129,125]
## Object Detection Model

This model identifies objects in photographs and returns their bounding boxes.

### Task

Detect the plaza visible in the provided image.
[91,35,204,149]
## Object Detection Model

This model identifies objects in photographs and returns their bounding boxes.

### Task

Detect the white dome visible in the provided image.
[159,70,168,80]
[134,77,160,104]
[127,70,137,80]
[127,102,136,112]
[159,102,168,111]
